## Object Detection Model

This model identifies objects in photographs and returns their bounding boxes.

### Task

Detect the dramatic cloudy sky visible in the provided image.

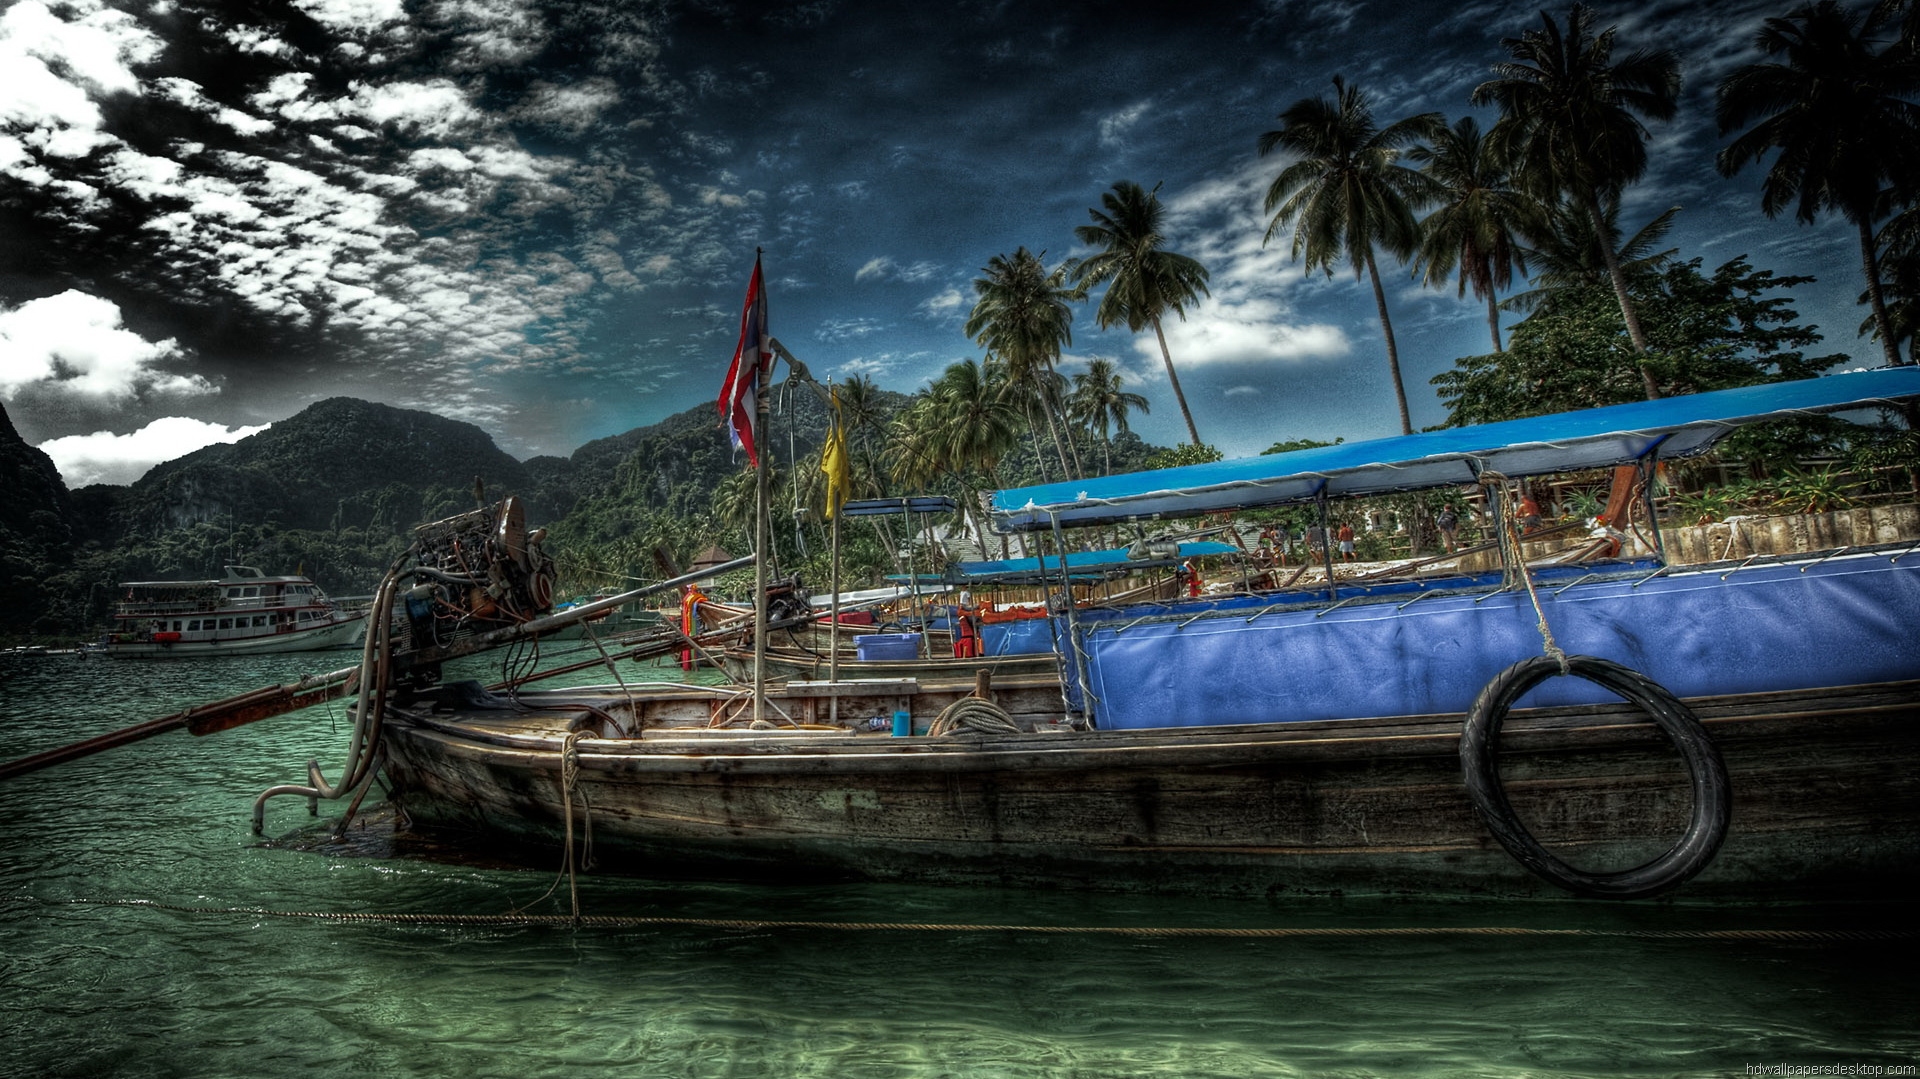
[0,0,1886,486]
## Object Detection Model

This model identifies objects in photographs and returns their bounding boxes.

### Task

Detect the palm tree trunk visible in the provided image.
[1152,316,1203,446]
[1860,216,1906,367]
[1585,191,1661,400]
[1486,291,1504,353]
[1041,393,1075,481]
[1020,402,1051,484]
[1363,248,1414,436]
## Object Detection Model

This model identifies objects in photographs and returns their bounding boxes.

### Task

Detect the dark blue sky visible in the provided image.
[0,0,1885,485]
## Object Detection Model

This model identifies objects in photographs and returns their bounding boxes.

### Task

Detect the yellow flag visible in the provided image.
[821,389,850,521]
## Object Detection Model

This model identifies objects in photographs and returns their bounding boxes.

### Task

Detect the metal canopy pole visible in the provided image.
[1048,511,1096,729]
[1314,481,1337,601]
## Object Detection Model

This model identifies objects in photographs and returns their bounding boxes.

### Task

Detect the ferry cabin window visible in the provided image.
[172,621,182,631]
[188,620,200,631]
[219,618,233,630]
[252,616,267,627]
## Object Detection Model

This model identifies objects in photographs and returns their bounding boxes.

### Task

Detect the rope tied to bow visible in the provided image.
[1478,470,1569,673]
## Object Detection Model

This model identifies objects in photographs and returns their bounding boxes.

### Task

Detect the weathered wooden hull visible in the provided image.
[379,678,1920,899]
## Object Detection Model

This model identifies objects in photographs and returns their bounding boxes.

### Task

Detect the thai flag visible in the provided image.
[718,255,767,467]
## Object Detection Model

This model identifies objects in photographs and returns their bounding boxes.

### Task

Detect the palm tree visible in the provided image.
[1070,358,1151,475]
[965,249,1079,479]
[1716,0,1920,368]
[1068,181,1211,446]
[1259,76,1443,435]
[1865,205,1920,363]
[1502,195,1681,314]
[1473,3,1681,398]
[888,359,1023,554]
[1409,116,1538,352]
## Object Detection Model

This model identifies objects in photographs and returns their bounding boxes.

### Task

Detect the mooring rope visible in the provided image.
[1480,470,1569,672]
[927,696,1022,737]
[66,900,1915,940]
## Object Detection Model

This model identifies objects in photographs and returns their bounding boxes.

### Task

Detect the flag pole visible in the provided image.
[752,251,770,727]
[828,387,842,693]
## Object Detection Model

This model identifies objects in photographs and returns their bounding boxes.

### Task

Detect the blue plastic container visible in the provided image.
[854,633,921,661]
[891,709,911,737]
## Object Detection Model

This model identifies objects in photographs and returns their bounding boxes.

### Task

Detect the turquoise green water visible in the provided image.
[2,649,1915,1078]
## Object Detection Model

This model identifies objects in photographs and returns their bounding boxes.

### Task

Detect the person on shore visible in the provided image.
[951,589,981,659]
[1336,522,1356,562]
[1517,493,1543,534]
[1436,506,1460,552]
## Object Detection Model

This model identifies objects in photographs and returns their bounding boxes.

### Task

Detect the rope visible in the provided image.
[67,901,1917,940]
[517,730,593,924]
[927,696,1023,737]
[1480,471,1569,672]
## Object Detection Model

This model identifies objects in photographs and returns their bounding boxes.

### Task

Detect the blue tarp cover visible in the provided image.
[842,496,957,517]
[1067,554,1920,729]
[991,367,1920,532]
[949,540,1238,583]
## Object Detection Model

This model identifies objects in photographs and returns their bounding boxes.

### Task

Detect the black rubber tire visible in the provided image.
[1460,655,1732,900]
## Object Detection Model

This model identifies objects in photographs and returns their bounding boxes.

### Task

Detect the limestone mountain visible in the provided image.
[0,399,75,633]
[122,397,536,538]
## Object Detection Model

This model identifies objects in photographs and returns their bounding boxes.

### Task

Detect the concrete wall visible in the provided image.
[1658,503,1920,564]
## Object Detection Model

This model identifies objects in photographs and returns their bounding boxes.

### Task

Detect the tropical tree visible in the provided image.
[1068,180,1212,446]
[1501,196,1681,313]
[891,359,1024,554]
[964,248,1079,478]
[1259,76,1443,435]
[1409,116,1538,352]
[1069,358,1151,475]
[1473,3,1682,399]
[1715,0,1920,368]
[1433,255,1844,425]
[1871,206,1920,363]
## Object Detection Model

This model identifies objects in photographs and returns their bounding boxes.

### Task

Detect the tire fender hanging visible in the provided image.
[1459,655,1732,900]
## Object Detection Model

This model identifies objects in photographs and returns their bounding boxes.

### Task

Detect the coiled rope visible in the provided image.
[65,900,1914,940]
[927,696,1022,737]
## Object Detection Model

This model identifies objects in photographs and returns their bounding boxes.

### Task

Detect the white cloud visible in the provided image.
[918,286,965,318]
[350,78,478,136]
[38,416,269,487]
[816,317,884,342]
[1146,298,1350,367]
[1224,385,1259,397]
[856,257,940,284]
[292,0,408,34]
[0,0,161,163]
[0,291,209,400]
[1098,101,1149,146]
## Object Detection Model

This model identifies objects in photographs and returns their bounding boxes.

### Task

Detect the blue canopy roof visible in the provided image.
[990,368,1920,532]
[948,541,1239,584]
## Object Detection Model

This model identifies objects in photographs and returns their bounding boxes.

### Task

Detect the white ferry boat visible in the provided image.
[102,566,366,658]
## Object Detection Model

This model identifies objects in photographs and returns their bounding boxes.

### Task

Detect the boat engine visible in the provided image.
[404,496,557,649]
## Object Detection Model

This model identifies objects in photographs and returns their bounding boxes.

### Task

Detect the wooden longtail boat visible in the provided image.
[324,370,1920,899]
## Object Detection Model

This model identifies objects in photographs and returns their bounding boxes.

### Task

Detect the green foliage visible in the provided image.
[1433,256,1846,428]
[1143,442,1225,469]
[1668,469,1863,523]
[1261,436,1343,455]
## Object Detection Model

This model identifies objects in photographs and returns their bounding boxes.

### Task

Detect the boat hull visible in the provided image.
[379,679,1920,899]
[104,614,366,657]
